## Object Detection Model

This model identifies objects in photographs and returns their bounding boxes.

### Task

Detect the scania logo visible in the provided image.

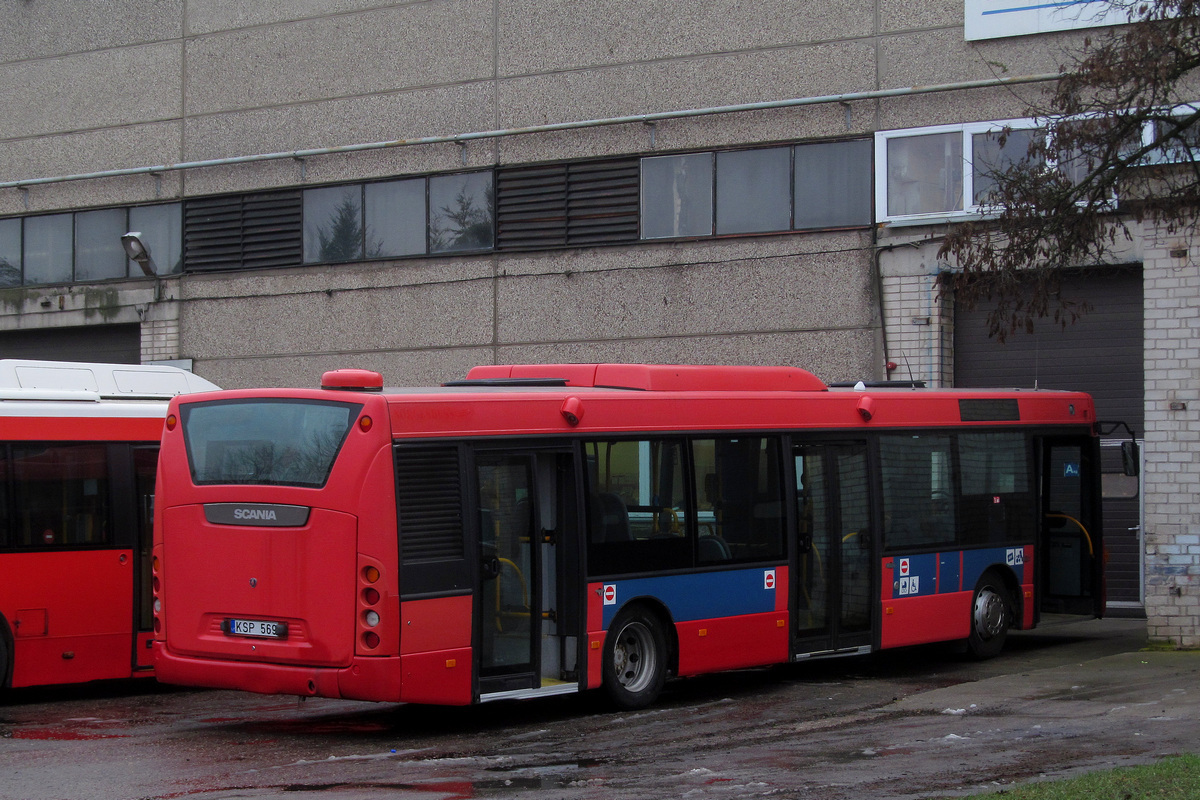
[234,508,278,521]
[204,503,311,527]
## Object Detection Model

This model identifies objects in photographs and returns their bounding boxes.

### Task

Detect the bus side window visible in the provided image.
[694,437,785,564]
[584,439,690,576]
[879,434,955,550]
[13,443,111,548]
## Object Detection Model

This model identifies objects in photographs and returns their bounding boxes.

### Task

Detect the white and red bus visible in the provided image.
[0,359,217,690]
[152,364,1106,709]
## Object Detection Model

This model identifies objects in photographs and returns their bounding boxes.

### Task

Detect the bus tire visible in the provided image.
[967,570,1012,660]
[603,605,668,710]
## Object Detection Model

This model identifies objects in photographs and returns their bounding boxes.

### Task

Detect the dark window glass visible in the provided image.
[585,439,689,575]
[303,185,364,264]
[880,434,955,550]
[366,179,426,257]
[715,147,791,234]
[794,139,873,229]
[640,153,713,239]
[129,203,183,275]
[182,399,362,488]
[429,171,493,252]
[972,128,1043,205]
[24,213,73,285]
[75,208,128,281]
[958,433,1034,545]
[694,437,785,564]
[12,443,110,547]
[0,218,20,287]
[886,132,964,216]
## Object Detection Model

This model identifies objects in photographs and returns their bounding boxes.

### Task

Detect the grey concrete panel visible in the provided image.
[495,42,877,130]
[878,0,961,34]
[179,268,495,359]
[186,0,429,35]
[0,43,182,140]
[1,172,184,218]
[192,345,489,390]
[184,0,494,115]
[0,0,182,63]
[497,0,875,76]
[492,328,878,385]
[877,28,1075,89]
[180,81,495,163]
[0,121,183,187]
[494,242,875,344]
[875,85,1048,132]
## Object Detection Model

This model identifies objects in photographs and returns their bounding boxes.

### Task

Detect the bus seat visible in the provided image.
[591,492,632,542]
[699,534,732,562]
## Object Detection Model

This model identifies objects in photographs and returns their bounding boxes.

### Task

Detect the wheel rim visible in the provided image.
[612,620,657,692]
[973,586,1007,640]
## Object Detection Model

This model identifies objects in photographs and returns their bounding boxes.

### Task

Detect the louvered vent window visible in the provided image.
[496,158,639,250]
[395,445,466,562]
[184,190,303,272]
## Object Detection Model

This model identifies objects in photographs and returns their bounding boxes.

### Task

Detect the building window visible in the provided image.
[641,140,873,240]
[129,203,183,275]
[366,178,425,257]
[716,147,792,234]
[885,131,964,217]
[429,171,494,253]
[0,218,21,288]
[971,128,1044,205]
[23,214,74,286]
[303,185,364,264]
[640,153,714,239]
[795,139,873,229]
[75,208,128,282]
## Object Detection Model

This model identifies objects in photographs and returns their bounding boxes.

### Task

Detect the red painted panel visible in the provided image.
[400,595,472,654]
[0,550,133,688]
[773,566,789,612]
[0,416,162,441]
[880,592,971,650]
[675,612,789,677]
[586,582,604,689]
[399,648,473,705]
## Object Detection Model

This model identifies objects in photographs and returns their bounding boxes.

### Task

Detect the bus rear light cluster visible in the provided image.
[359,562,383,651]
[152,555,162,634]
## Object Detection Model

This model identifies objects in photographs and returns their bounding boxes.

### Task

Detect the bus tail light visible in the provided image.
[357,559,386,652]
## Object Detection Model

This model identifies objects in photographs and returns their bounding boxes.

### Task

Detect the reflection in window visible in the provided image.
[886,132,964,216]
[584,439,689,576]
[959,433,1033,544]
[694,437,784,563]
[303,185,364,264]
[0,218,20,288]
[366,179,426,257]
[972,129,1043,205]
[129,203,183,275]
[75,208,128,281]
[716,148,791,234]
[795,139,873,229]
[640,153,713,239]
[23,213,73,285]
[12,444,110,547]
[880,434,955,549]
[430,172,493,253]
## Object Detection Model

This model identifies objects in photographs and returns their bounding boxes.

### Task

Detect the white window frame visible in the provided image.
[875,118,1043,225]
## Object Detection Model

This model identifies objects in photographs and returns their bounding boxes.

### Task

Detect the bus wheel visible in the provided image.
[603,605,667,710]
[967,571,1012,660]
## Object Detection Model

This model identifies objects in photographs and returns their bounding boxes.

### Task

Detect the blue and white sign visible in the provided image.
[965,0,1135,41]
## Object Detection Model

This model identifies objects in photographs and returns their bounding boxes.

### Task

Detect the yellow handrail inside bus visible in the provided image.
[1044,513,1094,557]
[494,557,529,632]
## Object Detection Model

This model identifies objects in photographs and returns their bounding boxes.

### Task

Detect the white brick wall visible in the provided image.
[1142,222,1200,647]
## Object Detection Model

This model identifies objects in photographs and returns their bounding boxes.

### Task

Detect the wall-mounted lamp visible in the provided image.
[121,232,156,276]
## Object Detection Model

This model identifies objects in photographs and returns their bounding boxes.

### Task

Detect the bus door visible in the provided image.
[131,446,158,669]
[475,448,581,699]
[792,442,874,657]
[1040,437,1104,618]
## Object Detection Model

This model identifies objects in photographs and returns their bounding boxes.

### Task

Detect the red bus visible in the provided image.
[0,359,217,691]
[152,364,1106,709]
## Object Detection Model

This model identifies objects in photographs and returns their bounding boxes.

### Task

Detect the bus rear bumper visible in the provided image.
[153,643,401,701]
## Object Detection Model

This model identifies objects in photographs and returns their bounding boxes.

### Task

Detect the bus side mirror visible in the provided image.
[1121,440,1139,477]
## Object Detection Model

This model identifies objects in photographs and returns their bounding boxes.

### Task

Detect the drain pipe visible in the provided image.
[0,73,1059,190]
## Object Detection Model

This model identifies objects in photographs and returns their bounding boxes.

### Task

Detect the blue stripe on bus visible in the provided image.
[892,547,1026,598]
[601,568,777,628]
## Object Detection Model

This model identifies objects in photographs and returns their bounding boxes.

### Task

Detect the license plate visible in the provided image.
[225,618,288,639]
